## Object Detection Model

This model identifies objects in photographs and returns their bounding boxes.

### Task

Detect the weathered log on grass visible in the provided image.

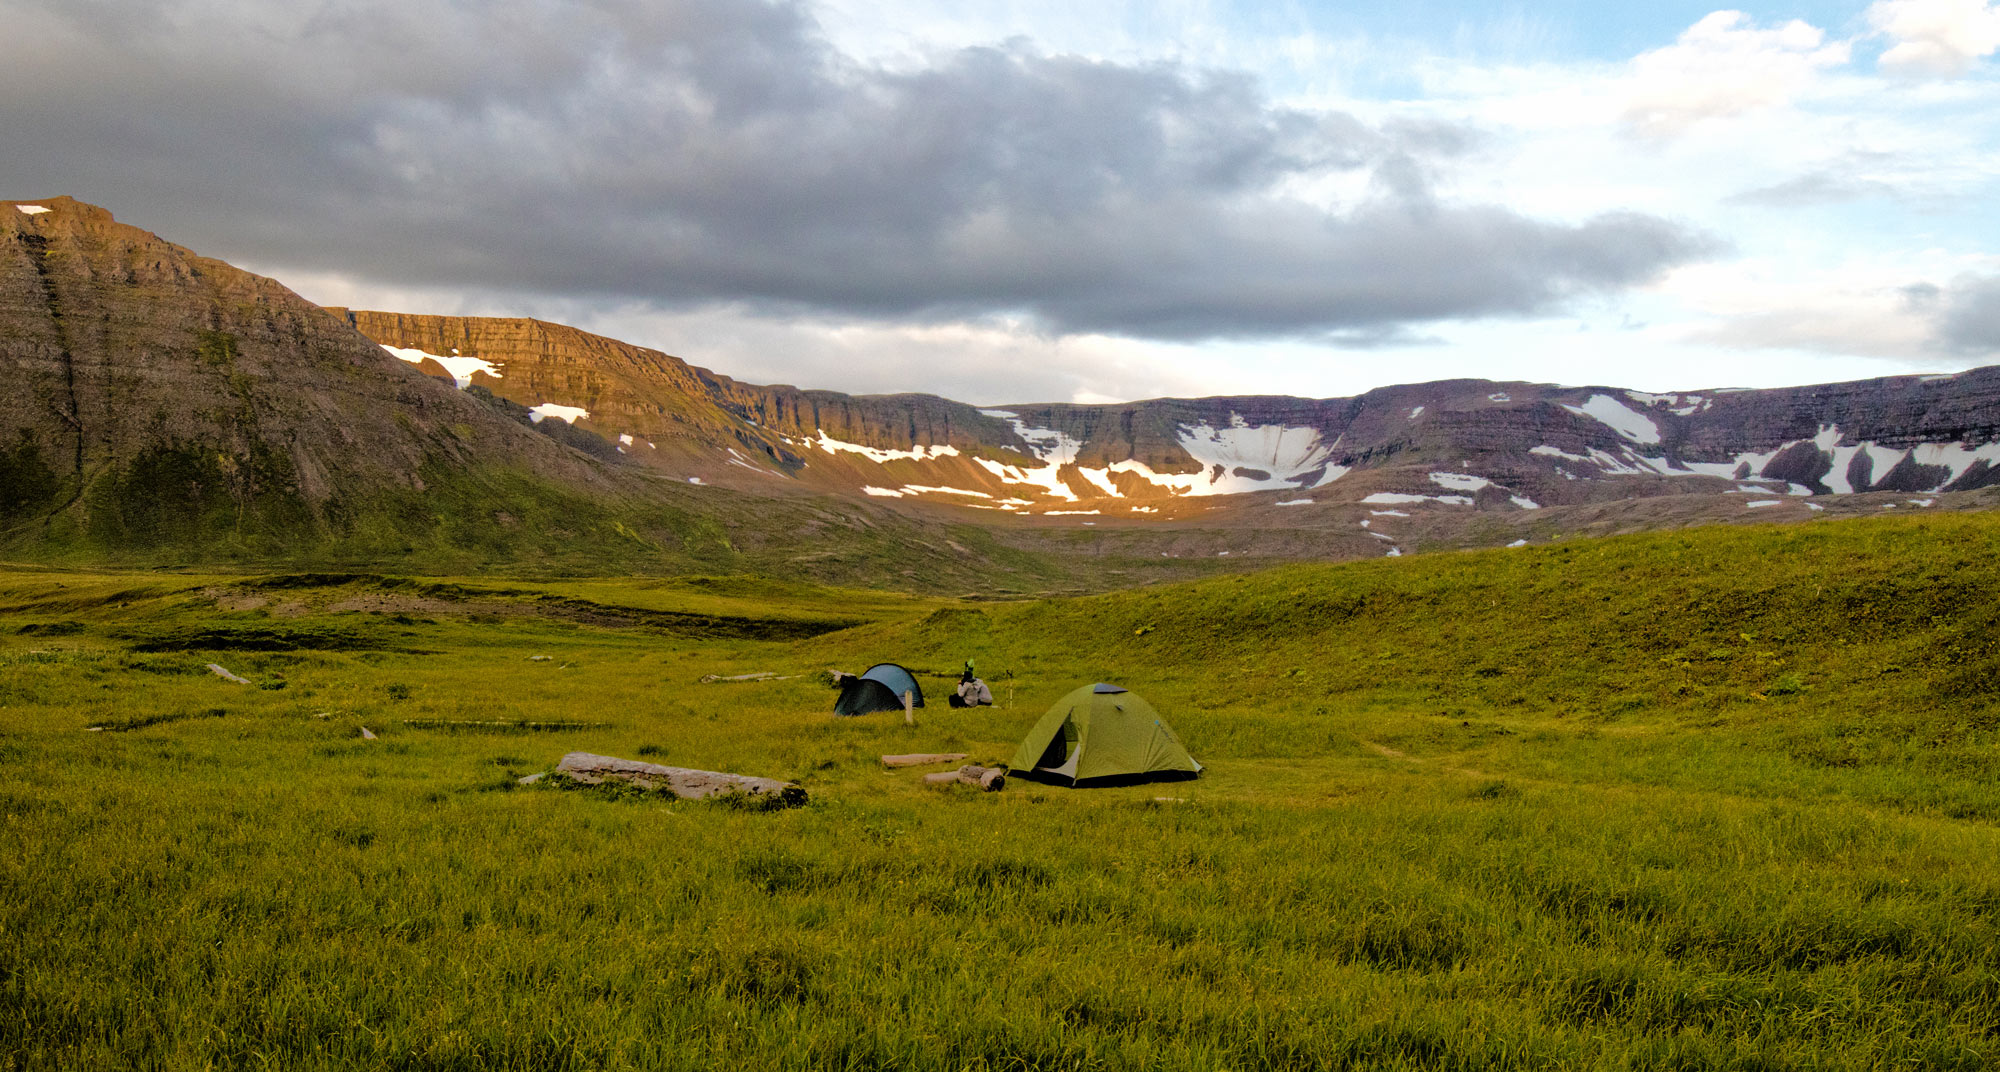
[880,752,970,768]
[207,663,250,684]
[533,752,807,806]
[922,764,1006,791]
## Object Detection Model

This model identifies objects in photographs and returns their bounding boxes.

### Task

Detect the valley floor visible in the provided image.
[5,523,2000,1070]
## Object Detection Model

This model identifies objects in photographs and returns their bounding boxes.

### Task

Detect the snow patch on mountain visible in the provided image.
[1564,394,1661,445]
[815,431,961,464]
[1363,492,1473,506]
[1429,472,1490,492]
[974,411,1346,500]
[1163,414,1346,495]
[383,345,504,389]
[974,457,1078,502]
[1524,421,1997,498]
[1510,496,1541,509]
[14,205,50,216]
[1659,425,2000,495]
[1627,390,1711,416]
[528,403,588,424]
[974,415,1084,501]
[1074,467,1121,497]
[724,448,774,474]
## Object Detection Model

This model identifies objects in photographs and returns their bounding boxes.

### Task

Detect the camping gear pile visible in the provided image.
[950,661,994,708]
[833,662,1202,789]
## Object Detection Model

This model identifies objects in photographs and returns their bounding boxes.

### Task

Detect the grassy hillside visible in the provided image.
[820,512,2000,816]
[4,513,2000,1070]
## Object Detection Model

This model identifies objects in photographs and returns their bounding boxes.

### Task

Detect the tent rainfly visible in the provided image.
[833,663,925,716]
[1008,683,1201,786]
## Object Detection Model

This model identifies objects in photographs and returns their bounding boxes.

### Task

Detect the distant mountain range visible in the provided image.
[7,196,1998,584]
[341,305,2000,519]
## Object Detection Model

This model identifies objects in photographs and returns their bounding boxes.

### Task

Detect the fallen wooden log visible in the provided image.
[881,752,970,768]
[530,752,807,806]
[922,764,1006,791]
[699,671,794,684]
[207,663,250,684]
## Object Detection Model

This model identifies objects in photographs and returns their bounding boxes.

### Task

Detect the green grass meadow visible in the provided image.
[6,513,2000,1070]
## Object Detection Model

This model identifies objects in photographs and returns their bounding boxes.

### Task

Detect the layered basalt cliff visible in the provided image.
[0,198,636,555]
[340,305,2000,519]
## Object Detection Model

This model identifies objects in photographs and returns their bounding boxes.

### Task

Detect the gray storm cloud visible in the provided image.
[1937,275,2000,354]
[1,0,1716,341]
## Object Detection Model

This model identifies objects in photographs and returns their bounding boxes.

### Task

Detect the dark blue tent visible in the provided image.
[834,663,925,716]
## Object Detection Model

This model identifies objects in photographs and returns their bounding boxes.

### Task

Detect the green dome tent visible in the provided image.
[1008,683,1202,786]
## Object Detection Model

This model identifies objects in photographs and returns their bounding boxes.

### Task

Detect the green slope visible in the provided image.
[836,511,1997,719]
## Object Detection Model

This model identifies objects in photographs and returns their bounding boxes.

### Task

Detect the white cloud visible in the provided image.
[1621,11,1852,136]
[1870,0,2000,76]
[1662,251,2000,361]
[1616,11,1848,137]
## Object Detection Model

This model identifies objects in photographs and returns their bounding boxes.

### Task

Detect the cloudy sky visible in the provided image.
[4,0,1998,404]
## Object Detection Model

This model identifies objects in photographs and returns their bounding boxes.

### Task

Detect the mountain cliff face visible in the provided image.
[342,309,2000,526]
[0,199,1228,586]
[0,198,683,563]
[9,195,1997,582]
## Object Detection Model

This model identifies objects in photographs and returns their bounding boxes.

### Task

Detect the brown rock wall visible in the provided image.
[0,197,623,544]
